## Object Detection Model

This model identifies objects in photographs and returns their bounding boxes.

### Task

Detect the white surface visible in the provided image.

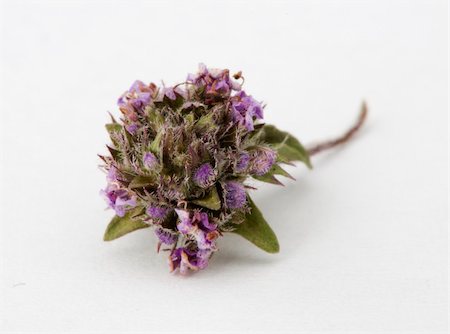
[0,0,448,333]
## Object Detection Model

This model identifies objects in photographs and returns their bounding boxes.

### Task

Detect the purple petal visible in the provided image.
[175,209,193,234]
[196,249,212,269]
[164,87,177,100]
[230,90,264,130]
[195,212,216,232]
[186,73,196,82]
[244,112,254,131]
[100,184,136,217]
[129,80,145,93]
[169,248,199,274]
[106,167,118,182]
[126,123,139,134]
[117,95,126,107]
[250,103,264,119]
[136,92,152,105]
[214,80,229,93]
[114,206,126,217]
[115,196,136,207]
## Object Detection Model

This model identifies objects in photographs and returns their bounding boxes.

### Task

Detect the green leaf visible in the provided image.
[124,127,135,146]
[185,113,195,124]
[260,125,312,168]
[192,186,221,210]
[231,197,280,253]
[253,164,294,185]
[106,145,122,162]
[108,112,118,124]
[128,175,156,189]
[147,107,164,128]
[149,131,163,155]
[105,123,123,147]
[195,112,218,132]
[253,173,283,185]
[166,93,185,110]
[271,164,295,179]
[103,208,149,241]
[105,123,122,134]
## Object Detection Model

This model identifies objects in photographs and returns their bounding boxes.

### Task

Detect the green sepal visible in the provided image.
[253,164,294,185]
[124,127,135,147]
[260,125,312,168]
[192,186,221,210]
[149,131,163,155]
[105,123,122,135]
[195,112,217,132]
[106,145,122,163]
[271,164,295,179]
[128,175,156,189]
[184,113,195,124]
[253,173,283,185]
[231,196,279,253]
[147,107,164,128]
[166,93,185,110]
[103,207,149,241]
[105,122,122,146]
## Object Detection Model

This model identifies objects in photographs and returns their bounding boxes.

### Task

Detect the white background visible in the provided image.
[0,0,448,333]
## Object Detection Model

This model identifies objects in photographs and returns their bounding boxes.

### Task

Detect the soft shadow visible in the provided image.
[207,176,316,273]
[251,178,314,252]
[213,235,279,266]
[102,179,321,275]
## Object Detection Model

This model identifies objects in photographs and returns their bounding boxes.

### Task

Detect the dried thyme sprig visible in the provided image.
[99,64,366,274]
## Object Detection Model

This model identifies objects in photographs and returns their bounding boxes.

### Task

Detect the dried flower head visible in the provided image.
[99,63,367,274]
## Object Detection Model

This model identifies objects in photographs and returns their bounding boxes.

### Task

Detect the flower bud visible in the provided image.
[193,163,216,188]
[250,148,276,176]
[224,181,247,209]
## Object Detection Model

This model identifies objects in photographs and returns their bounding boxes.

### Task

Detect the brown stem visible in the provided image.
[307,102,368,156]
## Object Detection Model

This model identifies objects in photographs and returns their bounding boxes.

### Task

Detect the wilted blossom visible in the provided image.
[230,91,264,131]
[175,209,218,250]
[155,227,177,245]
[118,80,154,111]
[187,63,241,98]
[168,247,214,274]
[100,64,285,274]
[101,184,136,217]
[174,209,192,234]
[169,247,201,274]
